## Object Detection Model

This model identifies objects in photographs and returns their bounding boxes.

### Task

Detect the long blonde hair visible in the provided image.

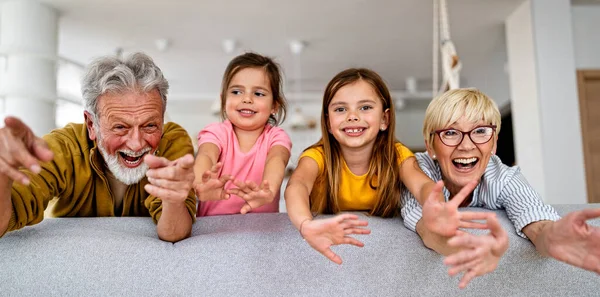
[307,68,404,218]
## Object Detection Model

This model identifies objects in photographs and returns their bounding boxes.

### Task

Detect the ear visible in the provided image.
[271,101,279,115]
[379,108,390,131]
[84,111,97,141]
[492,135,498,155]
[425,139,436,159]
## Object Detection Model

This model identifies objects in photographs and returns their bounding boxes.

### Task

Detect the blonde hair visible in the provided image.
[306,68,405,218]
[423,88,501,148]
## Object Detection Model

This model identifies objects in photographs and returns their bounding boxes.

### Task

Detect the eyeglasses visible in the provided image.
[433,125,497,147]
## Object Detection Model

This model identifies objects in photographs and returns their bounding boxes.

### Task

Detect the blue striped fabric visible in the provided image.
[401,153,561,238]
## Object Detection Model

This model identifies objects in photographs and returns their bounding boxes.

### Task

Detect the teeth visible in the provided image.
[454,157,478,164]
[240,110,255,114]
[344,128,364,133]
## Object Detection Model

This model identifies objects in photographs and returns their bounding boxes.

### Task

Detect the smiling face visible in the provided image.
[326,80,389,152]
[223,67,276,134]
[427,115,497,194]
[85,88,163,185]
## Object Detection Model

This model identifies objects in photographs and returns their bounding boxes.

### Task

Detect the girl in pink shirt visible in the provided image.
[193,52,291,216]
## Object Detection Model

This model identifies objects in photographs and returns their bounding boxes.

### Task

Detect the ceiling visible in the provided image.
[36,0,526,105]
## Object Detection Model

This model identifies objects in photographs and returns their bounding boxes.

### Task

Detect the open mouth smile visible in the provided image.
[452,157,479,171]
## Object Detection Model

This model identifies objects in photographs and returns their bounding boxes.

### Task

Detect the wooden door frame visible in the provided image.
[577,70,600,203]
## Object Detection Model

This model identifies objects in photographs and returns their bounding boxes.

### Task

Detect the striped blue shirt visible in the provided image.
[401,153,560,238]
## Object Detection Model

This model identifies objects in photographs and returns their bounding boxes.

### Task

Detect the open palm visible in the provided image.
[422,180,489,237]
[301,214,370,265]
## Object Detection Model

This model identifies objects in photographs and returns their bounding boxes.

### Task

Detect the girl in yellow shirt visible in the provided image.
[285,68,444,264]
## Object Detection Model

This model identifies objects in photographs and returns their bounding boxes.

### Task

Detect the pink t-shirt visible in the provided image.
[197,120,292,216]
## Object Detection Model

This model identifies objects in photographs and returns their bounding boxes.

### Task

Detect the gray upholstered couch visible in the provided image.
[1,204,599,296]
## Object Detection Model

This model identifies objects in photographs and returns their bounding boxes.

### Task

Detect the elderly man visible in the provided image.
[0,53,196,242]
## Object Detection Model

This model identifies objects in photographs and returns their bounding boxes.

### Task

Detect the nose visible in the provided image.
[242,94,253,104]
[346,111,359,122]
[126,127,145,152]
[457,133,476,150]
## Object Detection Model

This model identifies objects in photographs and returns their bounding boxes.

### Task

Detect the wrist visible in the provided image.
[299,218,312,239]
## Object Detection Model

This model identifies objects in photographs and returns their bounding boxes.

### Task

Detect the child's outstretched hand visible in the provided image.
[300,214,370,265]
[227,180,274,214]
[443,213,508,289]
[193,162,233,201]
[422,180,491,237]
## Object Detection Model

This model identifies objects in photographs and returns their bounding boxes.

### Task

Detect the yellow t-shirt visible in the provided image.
[300,142,414,211]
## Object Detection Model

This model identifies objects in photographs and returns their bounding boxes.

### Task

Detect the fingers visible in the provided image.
[143,154,172,169]
[457,211,493,229]
[458,221,489,229]
[426,180,445,203]
[447,232,481,250]
[485,214,505,237]
[210,162,223,174]
[201,170,212,183]
[260,180,270,191]
[342,236,365,247]
[31,138,53,162]
[444,244,482,267]
[458,270,478,289]
[147,177,190,191]
[344,227,371,235]
[335,213,360,223]
[4,116,31,136]
[340,219,369,228]
[459,211,494,221]
[218,174,233,185]
[144,183,187,202]
[175,154,195,169]
[240,202,252,215]
[0,158,31,185]
[322,248,343,265]
[448,180,479,208]
[447,257,481,276]
[574,208,600,221]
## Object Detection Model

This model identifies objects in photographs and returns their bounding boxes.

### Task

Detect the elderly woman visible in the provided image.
[401,88,600,288]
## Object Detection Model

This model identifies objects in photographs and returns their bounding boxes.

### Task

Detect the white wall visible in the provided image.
[505,1,547,199]
[505,0,587,204]
[572,6,600,69]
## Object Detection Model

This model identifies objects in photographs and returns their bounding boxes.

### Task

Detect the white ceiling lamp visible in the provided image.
[154,38,170,52]
[222,39,238,55]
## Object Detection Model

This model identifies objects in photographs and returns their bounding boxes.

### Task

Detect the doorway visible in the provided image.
[577,70,600,203]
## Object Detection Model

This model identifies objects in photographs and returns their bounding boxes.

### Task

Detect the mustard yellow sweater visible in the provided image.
[5,122,196,234]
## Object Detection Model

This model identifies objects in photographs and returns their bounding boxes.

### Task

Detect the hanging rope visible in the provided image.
[434,0,461,94]
[432,0,439,94]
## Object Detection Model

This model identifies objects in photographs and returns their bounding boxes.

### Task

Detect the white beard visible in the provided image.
[96,132,151,185]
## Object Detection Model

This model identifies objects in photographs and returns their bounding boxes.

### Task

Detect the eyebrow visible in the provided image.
[330,99,377,106]
[228,84,270,92]
[107,115,159,124]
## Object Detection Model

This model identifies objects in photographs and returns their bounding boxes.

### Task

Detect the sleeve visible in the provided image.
[145,122,197,224]
[5,130,75,235]
[197,122,226,152]
[268,126,292,152]
[400,189,423,233]
[299,147,325,173]
[400,153,439,233]
[395,142,415,164]
[499,168,561,238]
